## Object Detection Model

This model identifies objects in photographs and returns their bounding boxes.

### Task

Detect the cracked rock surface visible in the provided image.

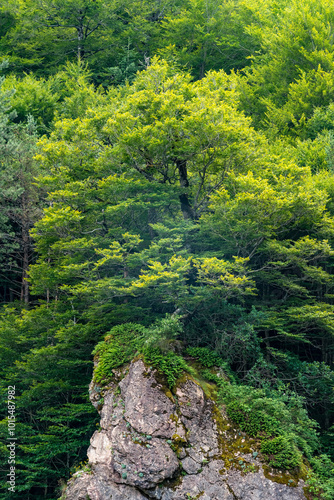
[61,359,307,500]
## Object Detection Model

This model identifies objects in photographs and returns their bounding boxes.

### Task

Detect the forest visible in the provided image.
[0,0,334,498]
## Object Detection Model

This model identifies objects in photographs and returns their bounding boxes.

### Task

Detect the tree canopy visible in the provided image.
[0,1,334,499]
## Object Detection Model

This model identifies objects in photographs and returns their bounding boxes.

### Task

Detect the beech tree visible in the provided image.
[0,0,182,84]
[0,2,333,498]
[158,0,264,78]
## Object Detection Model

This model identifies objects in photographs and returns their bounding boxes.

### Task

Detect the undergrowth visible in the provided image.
[92,323,147,384]
[92,317,191,387]
[306,454,334,500]
[186,347,224,368]
[217,382,318,470]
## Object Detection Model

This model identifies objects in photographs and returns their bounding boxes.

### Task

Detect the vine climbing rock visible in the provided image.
[61,359,308,500]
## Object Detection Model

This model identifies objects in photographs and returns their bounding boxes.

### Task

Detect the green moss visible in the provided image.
[185,493,204,499]
[177,367,259,474]
[262,464,305,486]
[189,366,219,401]
[169,413,179,423]
[213,406,259,471]
[172,433,187,443]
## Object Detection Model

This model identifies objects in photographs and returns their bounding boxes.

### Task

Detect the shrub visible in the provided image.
[92,317,191,387]
[306,454,334,500]
[261,435,301,469]
[186,347,224,368]
[92,323,147,384]
[218,382,319,470]
[143,346,190,387]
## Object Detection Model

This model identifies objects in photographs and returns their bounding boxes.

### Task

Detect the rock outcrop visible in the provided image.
[61,359,308,500]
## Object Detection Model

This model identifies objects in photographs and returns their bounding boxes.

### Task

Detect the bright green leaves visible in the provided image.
[90,221,255,310]
[29,208,94,297]
[241,0,334,137]
[99,58,263,216]
[201,168,329,261]
[31,207,84,252]
[28,60,334,370]
[197,158,334,369]
[194,256,255,298]
[128,255,192,306]
[94,233,143,277]
[2,73,59,133]
[27,59,266,306]
[31,58,265,232]
[36,121,102,182]
[158,0,262,78]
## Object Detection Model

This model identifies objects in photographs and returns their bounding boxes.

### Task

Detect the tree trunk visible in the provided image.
[264,330,270,361]
[200,44,207,79]
[175,158,194,220]
[20,196,30,305]
[77,14,85,60]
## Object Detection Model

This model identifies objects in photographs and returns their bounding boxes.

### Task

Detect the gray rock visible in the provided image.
[225,468,307,500]
[61,359,307,500]
[109,419,179,489]
[119,360,179,438]
[181,456,202,474]
[64,470,148,499]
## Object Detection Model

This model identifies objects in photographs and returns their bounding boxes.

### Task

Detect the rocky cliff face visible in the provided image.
[61,359,308,500]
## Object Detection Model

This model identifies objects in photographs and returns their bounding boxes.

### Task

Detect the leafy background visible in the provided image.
[0,0,334,498]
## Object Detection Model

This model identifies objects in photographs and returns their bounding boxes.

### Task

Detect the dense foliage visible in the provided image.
[0,1,334,498]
